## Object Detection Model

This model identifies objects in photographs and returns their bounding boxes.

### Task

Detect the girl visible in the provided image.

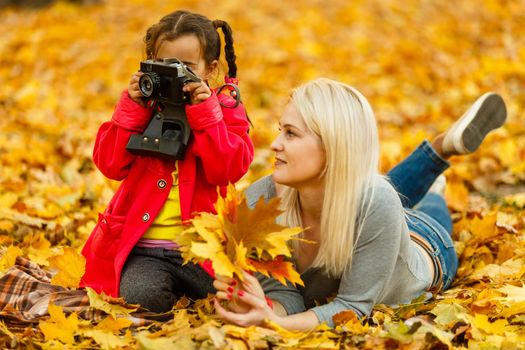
[214,78,507,329]
[80,10,254,313]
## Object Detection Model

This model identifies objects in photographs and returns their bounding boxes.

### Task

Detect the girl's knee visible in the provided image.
[120,283,175,313]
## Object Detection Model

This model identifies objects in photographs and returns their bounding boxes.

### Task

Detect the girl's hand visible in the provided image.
[128,71,146,107]
[183,81,211,105]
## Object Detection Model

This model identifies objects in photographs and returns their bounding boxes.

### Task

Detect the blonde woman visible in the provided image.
[214,78,507,330]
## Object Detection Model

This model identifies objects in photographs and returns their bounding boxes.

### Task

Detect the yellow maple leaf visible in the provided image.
[233,241,253,272]
[94,315,133,332]
[222,195,303,259]
[498,301,525,318]
[431,302,469,326]
[86,287,139,318]
[445,179,469,212]
[333,309,369,334]
[504,193,525,208]
[39,303,79,344]
[183,184,305,285]
[495,284,525,303]
[0,245,22,273]
[82,329,129,349]
[472,313,508,335]
[0,220,14,233]
[49,247,86,288]
[0,193,18,209]
[468,213,498,242]
[25,233,56,267]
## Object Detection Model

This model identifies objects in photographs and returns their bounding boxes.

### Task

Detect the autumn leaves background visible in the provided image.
[0,0,524,348]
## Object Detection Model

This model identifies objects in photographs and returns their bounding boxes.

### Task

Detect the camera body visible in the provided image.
[126,58,201,160]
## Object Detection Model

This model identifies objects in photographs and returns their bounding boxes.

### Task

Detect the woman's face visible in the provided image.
[155,34,216,80]
[271,103,326,188]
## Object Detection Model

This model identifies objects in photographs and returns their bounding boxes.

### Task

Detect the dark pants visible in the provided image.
[119,247,215,313]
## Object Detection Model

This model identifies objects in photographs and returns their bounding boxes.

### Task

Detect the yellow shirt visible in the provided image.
[142,170,184,240]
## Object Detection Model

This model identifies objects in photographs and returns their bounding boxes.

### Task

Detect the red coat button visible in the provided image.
[157,179,167,189]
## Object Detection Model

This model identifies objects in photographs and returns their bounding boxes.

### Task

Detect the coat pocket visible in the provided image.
[90,212,126,260]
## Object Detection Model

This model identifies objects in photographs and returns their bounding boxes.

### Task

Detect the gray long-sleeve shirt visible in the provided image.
[245,175,432,327]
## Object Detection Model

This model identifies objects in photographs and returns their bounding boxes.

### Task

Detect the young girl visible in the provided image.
[80,10,254,313]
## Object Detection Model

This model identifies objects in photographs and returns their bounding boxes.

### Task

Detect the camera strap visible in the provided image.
[216,83,241,108]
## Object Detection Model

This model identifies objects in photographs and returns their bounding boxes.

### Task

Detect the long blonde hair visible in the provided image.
[279,78,380,278]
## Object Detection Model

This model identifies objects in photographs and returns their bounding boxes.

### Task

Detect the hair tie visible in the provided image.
[213,19,224,29]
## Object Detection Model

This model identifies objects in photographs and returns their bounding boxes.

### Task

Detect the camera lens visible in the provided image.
[139,73,160,98]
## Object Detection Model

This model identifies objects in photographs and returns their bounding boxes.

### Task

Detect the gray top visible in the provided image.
[245,175,431,327]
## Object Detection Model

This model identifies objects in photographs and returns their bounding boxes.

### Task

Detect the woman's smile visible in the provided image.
[274,157,287,166]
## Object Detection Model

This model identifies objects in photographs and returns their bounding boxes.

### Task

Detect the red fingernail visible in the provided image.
[230,279,237,286]
[238,290,245,297]
[227,286,234,293]
[247,271,254,276]
[227,293,232,300]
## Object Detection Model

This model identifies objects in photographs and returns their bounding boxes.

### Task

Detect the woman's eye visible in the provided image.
[285,129,295,137]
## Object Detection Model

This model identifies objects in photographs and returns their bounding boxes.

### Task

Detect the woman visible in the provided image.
[213,78,507,330]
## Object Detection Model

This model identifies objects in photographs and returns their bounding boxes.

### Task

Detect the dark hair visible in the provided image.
[145,10,237,78]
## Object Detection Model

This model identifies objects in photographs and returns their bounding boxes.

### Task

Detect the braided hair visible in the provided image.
[144,10,238,78]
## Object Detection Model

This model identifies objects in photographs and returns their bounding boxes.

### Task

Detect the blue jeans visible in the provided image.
[387,140,458,290]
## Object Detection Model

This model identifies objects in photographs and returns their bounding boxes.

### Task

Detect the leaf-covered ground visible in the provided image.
[0,0,524,349]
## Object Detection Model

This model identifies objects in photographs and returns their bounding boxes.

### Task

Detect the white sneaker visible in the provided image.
[442,92,507,155]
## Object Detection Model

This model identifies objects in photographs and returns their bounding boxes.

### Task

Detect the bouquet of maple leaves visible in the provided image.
[178,184,305,286]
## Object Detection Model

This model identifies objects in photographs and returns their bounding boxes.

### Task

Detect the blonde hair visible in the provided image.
[279,78,380,278]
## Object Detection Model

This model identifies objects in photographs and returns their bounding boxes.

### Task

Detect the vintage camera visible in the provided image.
[126,58,201,160]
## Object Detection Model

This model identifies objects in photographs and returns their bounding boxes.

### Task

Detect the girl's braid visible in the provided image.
[213,19,237,78]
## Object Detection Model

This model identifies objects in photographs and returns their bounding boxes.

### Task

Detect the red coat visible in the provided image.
[80,88,254,297]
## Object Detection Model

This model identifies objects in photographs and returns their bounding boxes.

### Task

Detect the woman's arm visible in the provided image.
[216,179,408,329]
[308,181,405,326]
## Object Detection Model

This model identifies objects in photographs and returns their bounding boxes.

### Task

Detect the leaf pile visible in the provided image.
[0,0,524,349]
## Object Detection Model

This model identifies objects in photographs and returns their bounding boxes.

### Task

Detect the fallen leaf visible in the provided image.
[49,246,85,288]
[86,287,139,318]
[39,303,79,344]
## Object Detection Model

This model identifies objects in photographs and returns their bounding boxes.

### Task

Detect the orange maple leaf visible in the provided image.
[249,256,303,286]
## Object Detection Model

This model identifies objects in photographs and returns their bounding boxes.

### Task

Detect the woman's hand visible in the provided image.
[183,81,212,105]
[214,271,277,327]
[213,271,265,314]
[213,274,250,313]
[127,71,146,107]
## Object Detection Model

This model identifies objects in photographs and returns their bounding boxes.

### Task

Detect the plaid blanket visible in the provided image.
[0,256,164,329]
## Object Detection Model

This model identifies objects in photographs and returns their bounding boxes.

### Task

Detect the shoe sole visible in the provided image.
[445,93,507,154]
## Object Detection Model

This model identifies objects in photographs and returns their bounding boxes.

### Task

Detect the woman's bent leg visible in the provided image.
[414,193,453,233]
[387,140,450,208]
